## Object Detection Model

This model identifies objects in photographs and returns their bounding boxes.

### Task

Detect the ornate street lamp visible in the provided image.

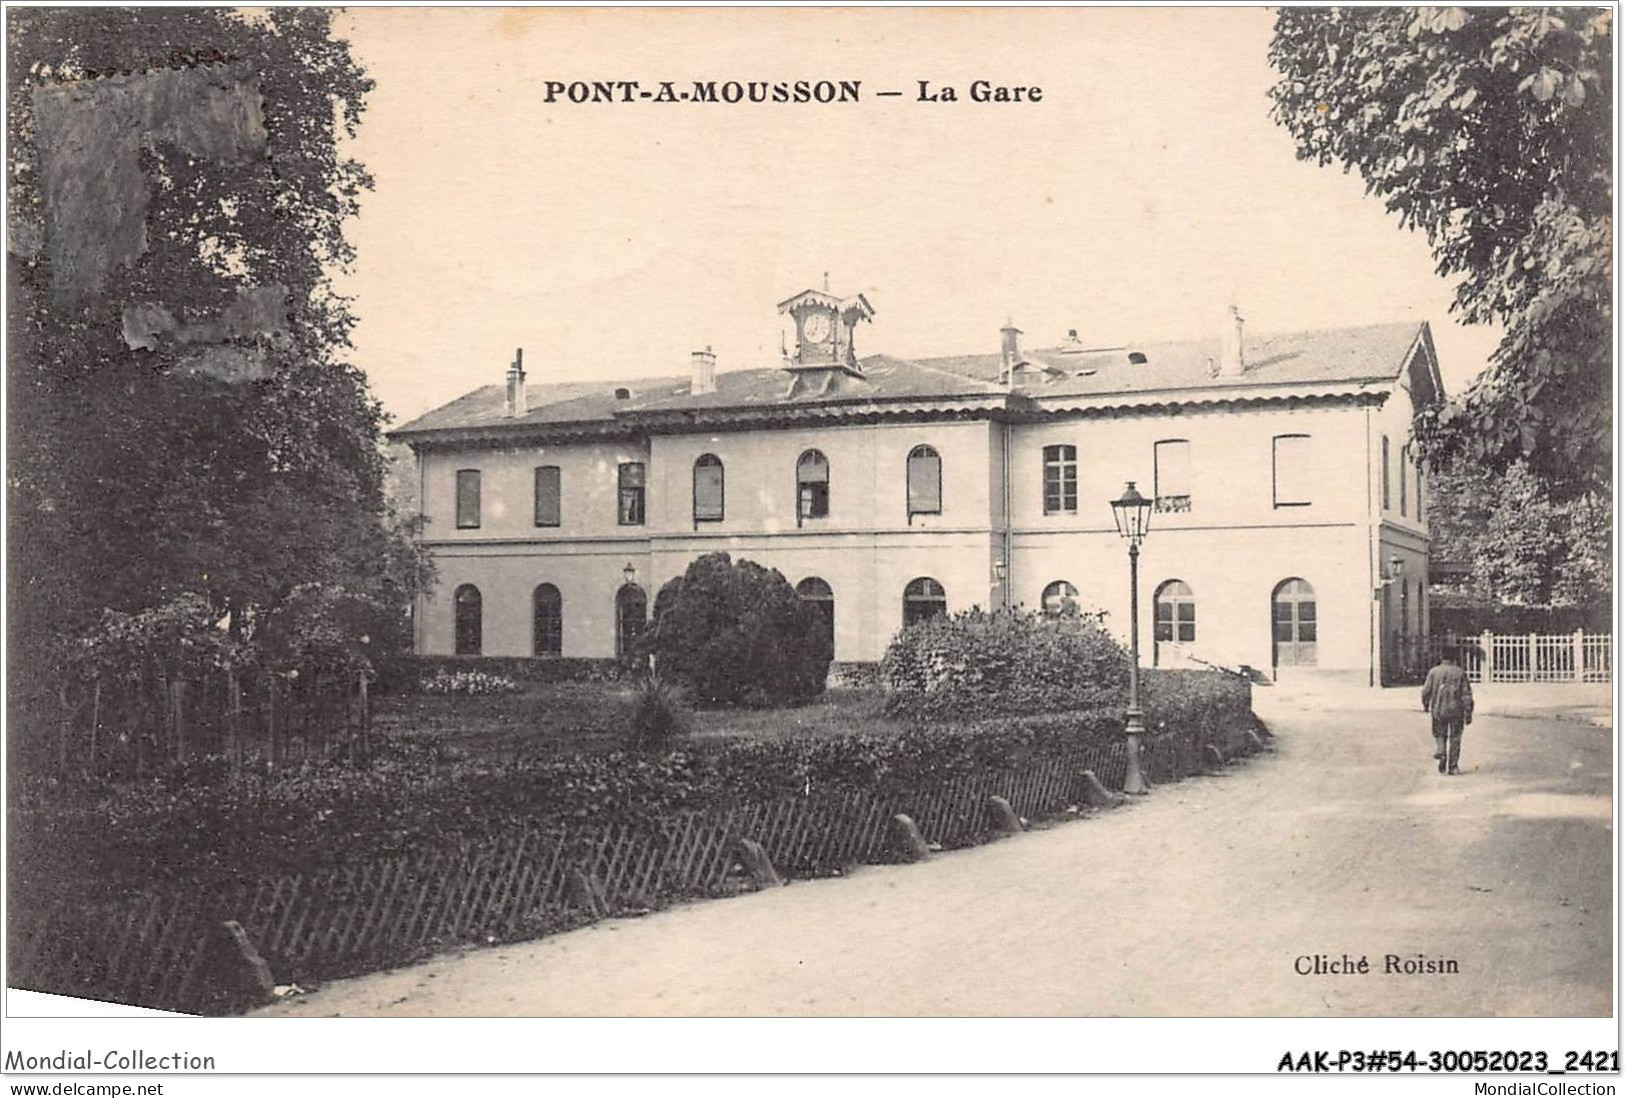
[1110,481,1154,795]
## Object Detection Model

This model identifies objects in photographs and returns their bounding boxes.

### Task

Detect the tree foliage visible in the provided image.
[646,553,831,707]
[1268,8,1612,492]
[1428,462,1610,610]
[7,10,430,701]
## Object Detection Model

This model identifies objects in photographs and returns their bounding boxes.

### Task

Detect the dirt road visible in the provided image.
[260,684,1612,1017]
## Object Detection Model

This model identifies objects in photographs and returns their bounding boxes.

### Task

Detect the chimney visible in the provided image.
[999,319,1022,383]
[505,347,527,417]
[1218,306,1245,377]
[691,345,717,395]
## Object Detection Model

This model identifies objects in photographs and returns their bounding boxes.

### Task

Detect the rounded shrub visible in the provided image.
[645,552,832,707]
[879,605,1130,719]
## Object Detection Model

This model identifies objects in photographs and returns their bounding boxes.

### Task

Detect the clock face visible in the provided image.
[802,311,832,344]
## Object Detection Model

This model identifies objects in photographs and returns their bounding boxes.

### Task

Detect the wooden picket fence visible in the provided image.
[8,721,1258,1015]
[1400,632,1613,684]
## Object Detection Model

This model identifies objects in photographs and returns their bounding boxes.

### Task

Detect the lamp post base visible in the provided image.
[1122,708,1150,796]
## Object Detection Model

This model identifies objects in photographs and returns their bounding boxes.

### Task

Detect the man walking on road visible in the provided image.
[1421,649,1474,775]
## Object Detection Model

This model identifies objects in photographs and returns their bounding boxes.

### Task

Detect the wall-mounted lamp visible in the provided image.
[623,562,638,587]
[1375,555,1406,596]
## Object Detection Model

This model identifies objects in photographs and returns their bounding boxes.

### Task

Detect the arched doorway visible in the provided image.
[1154,580,1195,666]
[533,583,562,657]
[453,584,482,656]
[615,583,647,660]
[795,576,835,657]
[1272,578,1317,670]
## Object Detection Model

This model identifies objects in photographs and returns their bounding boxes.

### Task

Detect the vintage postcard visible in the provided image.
[3,2,1615,1082]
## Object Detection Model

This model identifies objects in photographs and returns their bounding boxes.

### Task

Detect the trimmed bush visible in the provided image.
[880,605,1131,719]
[646,552,831,707]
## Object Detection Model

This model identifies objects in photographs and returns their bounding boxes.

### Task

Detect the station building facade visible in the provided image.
[393,288,1439,685]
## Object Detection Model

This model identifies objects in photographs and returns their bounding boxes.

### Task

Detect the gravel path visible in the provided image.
[258,686,1612,1017]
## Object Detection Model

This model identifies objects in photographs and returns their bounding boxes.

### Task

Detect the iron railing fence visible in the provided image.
[1395,632,1612,685]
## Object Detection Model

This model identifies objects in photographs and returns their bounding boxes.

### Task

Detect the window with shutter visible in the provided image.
[693,454,724,523]
[534,466,560,527]
[455,469,481,529]
[1272,435,1312,507]
[907,445,942,518]
[1153,440,1191,513]
[1399,444,1409,516]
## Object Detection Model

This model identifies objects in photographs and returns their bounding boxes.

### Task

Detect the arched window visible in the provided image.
[615,583,647,660]
[453,584,482,656]
[533,583,562,657]
[796,576,835,656]
[797,449,830,522]
[1041,580,1080,616]
[1272,577,1317,669]
[906,445,942,519]
[1154,580,1195,666]
[693,453,724,523]
[902,577,947,627]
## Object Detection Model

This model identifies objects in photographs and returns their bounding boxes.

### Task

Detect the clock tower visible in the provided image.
[777,282,874,377]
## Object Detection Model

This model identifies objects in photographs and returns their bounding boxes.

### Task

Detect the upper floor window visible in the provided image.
[1381,435,1391,511]
[907,445,942,519]
[797,449,830,521]
[534,465,561,527]
[618,462,646,525]
[1416,462,1425,522]
[1399,443,1409,516]
[1153,440,1191,513]
[455,469,481,529]
[1043,444,1078,515]
[693,453,724,523]
[1272,434,1313,507]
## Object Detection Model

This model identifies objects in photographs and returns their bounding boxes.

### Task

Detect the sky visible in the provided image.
[334,7,1503,425]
